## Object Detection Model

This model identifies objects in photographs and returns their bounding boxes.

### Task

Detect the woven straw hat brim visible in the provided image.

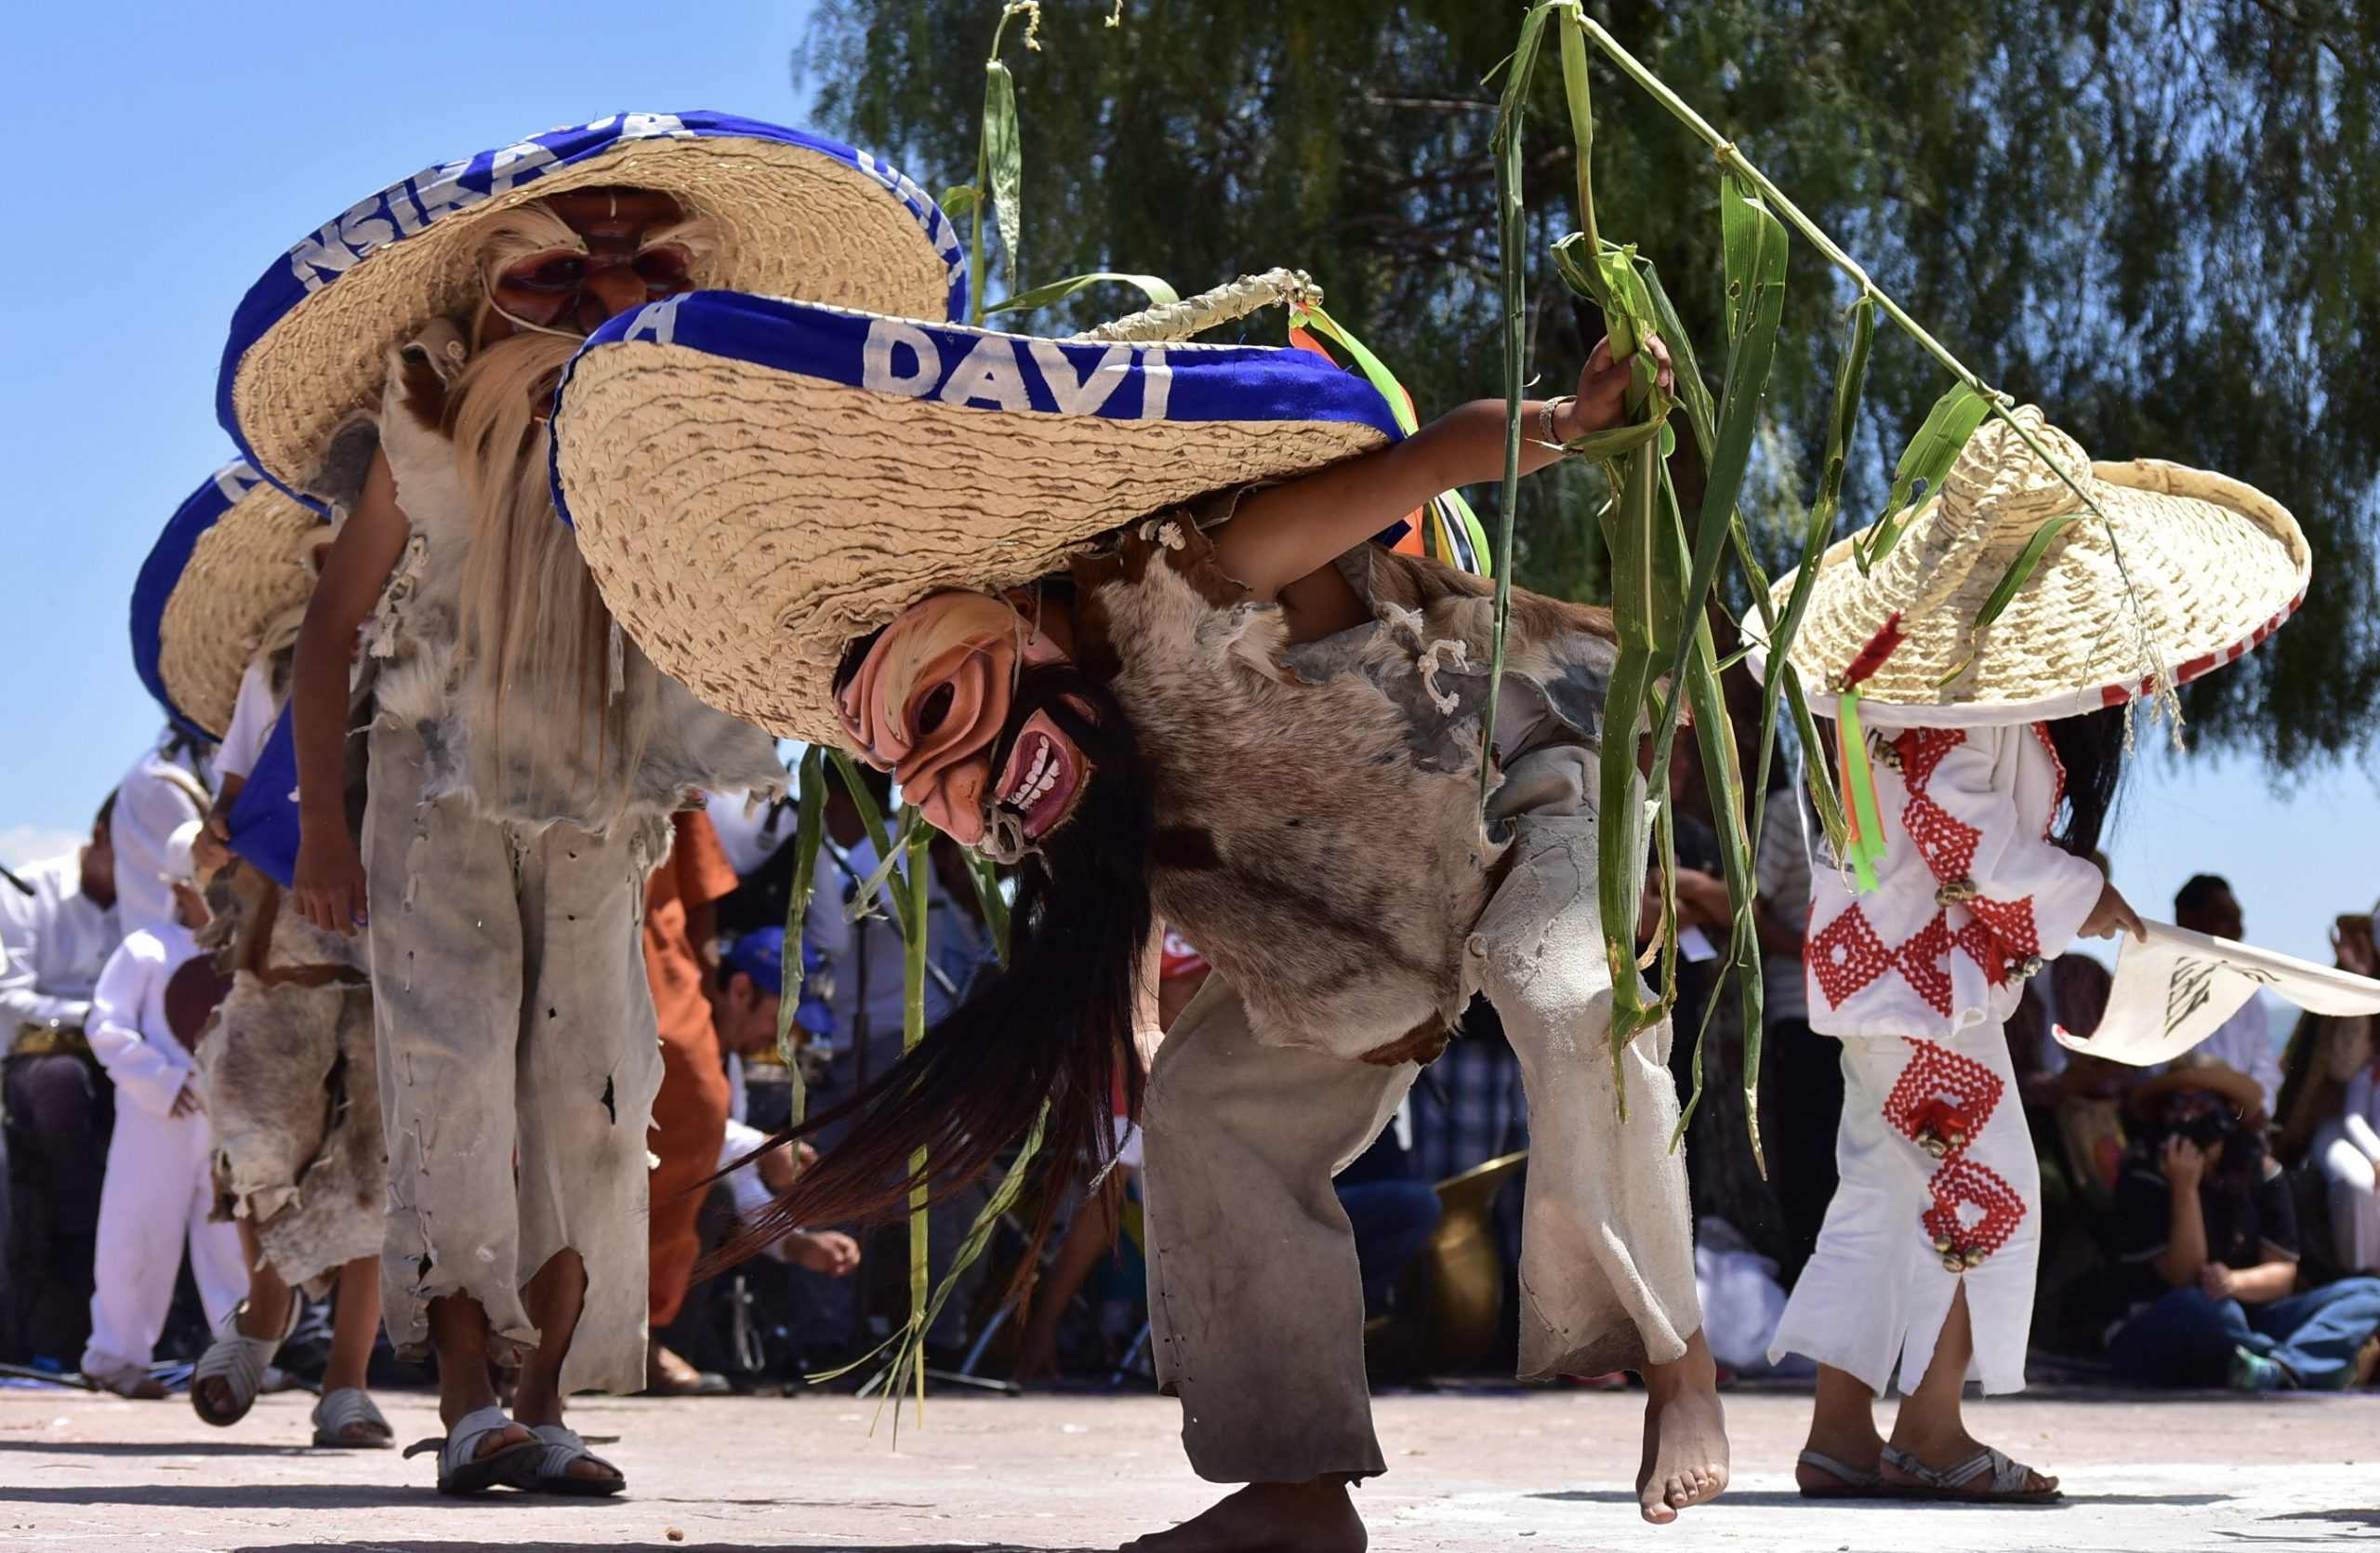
[132,463,324,741]
[1751,415,2307,728]
[550,290,1405,744]
[218,113,965,500]
[2126,1061,2268,1124]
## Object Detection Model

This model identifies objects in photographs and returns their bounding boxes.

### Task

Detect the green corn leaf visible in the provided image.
[1564,414,1670,465]
[903,819,932,1425]
[985,270,1180,318]
[1632,254,1716,459]
[1973,504,2077,630]
[984,60,1024,292]
[1555,5,1600,262]
[1644,173,1787,826]
[774,747,829,1123]
[1479,0,1555,806]
[1859,383,1990,569]
[1746,299,1873,857]
[940,184,980,221]
[827,749,916,940]
[963,853,1011,962]
[1677,616,1765,1168]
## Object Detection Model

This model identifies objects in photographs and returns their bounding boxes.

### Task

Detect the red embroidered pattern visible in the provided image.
[1884,1038,2025,1268]
[1895,916,1956,1018]
[1896,728,1984,886]
[1883,1038,2003,1142]
[1809,909,1894,1008]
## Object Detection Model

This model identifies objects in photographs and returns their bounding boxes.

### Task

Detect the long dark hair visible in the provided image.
[2045,704,2129,856]
[715,664,1154,1279]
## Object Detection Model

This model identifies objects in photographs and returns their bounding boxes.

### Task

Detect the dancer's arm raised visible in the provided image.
[1211,333,1672,636]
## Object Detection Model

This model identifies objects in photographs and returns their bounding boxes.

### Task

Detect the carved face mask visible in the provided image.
[838,592,1089,847]
[475,188,719,345]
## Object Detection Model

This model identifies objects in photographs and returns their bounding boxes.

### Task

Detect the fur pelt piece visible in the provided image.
[369,323,783,828]
[200,977,381,1294]
[196,882,381,1294]
[1070,524,1618,1056]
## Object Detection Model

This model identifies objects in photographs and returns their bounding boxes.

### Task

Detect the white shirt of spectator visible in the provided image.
[0,854,123,1032]
[111,742,208,939]
[215,661,277,786]
[86,921,205,1117]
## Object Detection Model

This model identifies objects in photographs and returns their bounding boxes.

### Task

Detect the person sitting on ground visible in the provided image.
[0,793,123,1368]
[2275,909,2380,1277]
[707,927,862,1281]
[79,823,245,1397]
[2172,876,2285,1121]
[2107,1058,2380,1389]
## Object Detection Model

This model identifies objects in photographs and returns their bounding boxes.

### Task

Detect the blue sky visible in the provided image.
[3,1,2373,971]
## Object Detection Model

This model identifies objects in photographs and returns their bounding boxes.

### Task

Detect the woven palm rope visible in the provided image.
[156,485,323,738]
[555,351,1383,743]
[1781,408,2307,721]
[234,140,952,492]
[1074,268,1322,344]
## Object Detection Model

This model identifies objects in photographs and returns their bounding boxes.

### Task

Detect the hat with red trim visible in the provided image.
[1755,407,2307,728]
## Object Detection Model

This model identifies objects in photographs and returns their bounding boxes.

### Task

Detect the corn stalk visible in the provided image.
[1485,0,2162,1155]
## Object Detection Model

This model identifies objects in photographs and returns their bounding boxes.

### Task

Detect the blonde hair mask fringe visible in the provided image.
[449,331,658,828]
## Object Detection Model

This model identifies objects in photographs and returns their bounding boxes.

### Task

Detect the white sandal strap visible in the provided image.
[528,1423,621,1480]
[311,1387,391,1441]
[404,1404,520,1472]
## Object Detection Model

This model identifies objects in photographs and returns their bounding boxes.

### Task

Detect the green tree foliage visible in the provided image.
[800,0,2380,769]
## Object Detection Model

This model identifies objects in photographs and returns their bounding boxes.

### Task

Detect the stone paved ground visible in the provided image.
[0,1383,2373,1551]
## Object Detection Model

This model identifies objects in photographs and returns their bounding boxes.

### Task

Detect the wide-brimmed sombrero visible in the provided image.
[1753,407,2307,727]
[549,290,1406,742]
[217,112,965,499]
[131,461,326,743]
[2127,1058,2269,1126]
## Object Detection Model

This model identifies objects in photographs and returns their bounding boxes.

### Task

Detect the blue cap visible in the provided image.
[725,928,787,997]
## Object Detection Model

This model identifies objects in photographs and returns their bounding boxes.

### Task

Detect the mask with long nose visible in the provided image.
[837,592,1091,848]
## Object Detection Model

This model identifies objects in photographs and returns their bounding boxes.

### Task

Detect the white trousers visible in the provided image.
[2319,1116,2380,1275]
[1770,1021,2041,1396]
[81,1102,245,1378]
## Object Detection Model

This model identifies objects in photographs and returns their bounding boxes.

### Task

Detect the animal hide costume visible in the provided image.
[197,863,382,1294]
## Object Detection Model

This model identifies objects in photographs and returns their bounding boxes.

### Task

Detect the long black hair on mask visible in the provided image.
[2045,704,2129,856]
[709,662,1154,1284]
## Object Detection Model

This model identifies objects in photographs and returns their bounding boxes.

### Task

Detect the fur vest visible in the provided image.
[1075,520,1618,1055]
[368,323,784,829]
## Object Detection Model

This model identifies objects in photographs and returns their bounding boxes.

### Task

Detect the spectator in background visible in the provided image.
[643,809,745,1395]
[110,732,210,942]
[79,823,244,1396]
[706,928,862,1281]
[2107,1058,2380,1390]
[1752,775,1834,1281]
[2173,876,2284,1119]
[2276,909,2379,1275]
[0,794,124,1367]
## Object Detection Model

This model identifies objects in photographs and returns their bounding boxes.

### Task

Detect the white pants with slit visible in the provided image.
[1769,1023,2041,1395]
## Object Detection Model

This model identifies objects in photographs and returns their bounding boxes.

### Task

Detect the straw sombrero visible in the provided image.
[217,112,965,499]
[2127,1058,2268,1126]
[1753,407,2307,727]
[549,290,1407,742]
[131,461,325,742]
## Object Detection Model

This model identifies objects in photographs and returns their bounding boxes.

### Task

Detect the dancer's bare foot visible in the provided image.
[1637,1330,1730,1524]
[1117,1478,1366,1552]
